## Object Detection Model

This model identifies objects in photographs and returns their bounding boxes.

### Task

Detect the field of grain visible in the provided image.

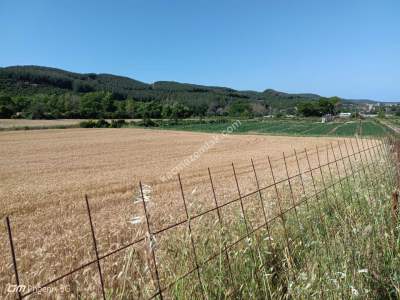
[0,128,363,298]
[0,118,86,129]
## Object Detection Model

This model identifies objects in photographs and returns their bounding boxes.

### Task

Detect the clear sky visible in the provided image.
[0,0,399,101]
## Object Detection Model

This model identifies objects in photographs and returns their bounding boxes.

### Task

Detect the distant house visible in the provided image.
[359,113,377,118]
[321,114,334,123]
[339,112,351,118]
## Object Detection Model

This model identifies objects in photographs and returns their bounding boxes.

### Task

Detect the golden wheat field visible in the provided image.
[0,128,368,298]
[0,119,85,129]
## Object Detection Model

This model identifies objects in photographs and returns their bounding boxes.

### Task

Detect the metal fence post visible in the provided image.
[396,140,400,189]
[266,156,292,263]
[85,195,106,300]
[5,216,22,300]
[207,168,234,284]
[177,174,206,299]
[139,182,164,300]
[392,191,399,230]
[231,162,262,285]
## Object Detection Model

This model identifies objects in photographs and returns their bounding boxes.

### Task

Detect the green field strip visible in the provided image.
[157,119,388,137]
[334,122,358,136]
[361,121,388,136]
[304,123,339,135]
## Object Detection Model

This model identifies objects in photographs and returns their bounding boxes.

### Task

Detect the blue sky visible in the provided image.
[0,0,399,101]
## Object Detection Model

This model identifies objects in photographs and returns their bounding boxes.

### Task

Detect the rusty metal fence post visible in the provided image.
[85,195,106,300]
[178,174,206,299]
[140,182,164,300]
[390,137,400,244]
[5,216,22,300]
[395,140,400,189]
[392,191,398,228]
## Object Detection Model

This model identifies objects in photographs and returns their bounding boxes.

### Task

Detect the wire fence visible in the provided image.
[3,135,398,299]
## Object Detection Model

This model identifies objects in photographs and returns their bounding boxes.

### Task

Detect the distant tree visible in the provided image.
[169,102,190,121]
[297,102,318,117]
[101,93,116,117]
[79,92,104,118]
[73,80,94,93]
[251,102,268,117]
[317,98,335,115]
[0,96,15,118]
[13,96,30,112]
[27,99,48,119]
[377,108,386,118]
[62,94,80,118]
[125,99,136,118]
[228,100,253,117]
[190,103,208,117]
[207,101,221,116]
[298,98,340,117]
[161,104,173,119]
[330,96,342,114]
[137,101,162,120]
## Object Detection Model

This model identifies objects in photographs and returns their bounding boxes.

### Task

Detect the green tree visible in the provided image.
[298,98,340,117]
[27,98,48,119]
[297,102,318,117]
[228,100,253,117]
[101,93,116,117]
[161,104,173,119]
[377,108,386,118]
[125,99,136,118]
[0,96,15,118]
[79,92,104,118]
[169,102,190,122]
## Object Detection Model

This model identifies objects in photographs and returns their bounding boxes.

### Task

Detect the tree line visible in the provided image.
[0,91,345,120]
[297,97,341,117]
[0,66,347,120]
[0,92,272,119]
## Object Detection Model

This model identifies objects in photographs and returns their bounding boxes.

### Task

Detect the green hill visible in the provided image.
[0,65,148,96]
[0,65,321,104]
[0,65,370,119]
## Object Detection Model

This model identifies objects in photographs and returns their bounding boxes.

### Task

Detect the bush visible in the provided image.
[79,119,111,128]
[110,119,127,128]
[96,119,110,128]
[79,120,97,128]
[137,118,159,127]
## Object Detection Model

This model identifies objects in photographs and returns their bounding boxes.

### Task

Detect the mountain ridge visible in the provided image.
[1,65,394,105]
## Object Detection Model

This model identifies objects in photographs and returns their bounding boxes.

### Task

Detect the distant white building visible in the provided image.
[367,104,374,112]
[360,113,377,118]
[321,114,334,123]
[339,112,351,118]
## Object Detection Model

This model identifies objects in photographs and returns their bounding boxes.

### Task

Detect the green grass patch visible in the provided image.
[169,148,399,298]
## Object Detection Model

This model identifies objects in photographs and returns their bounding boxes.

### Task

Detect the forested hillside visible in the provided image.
[0,65,341,119]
